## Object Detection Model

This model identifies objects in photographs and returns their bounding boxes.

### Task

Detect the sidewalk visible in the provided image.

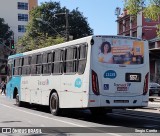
[149,96,160,102]
[0,89,6,96]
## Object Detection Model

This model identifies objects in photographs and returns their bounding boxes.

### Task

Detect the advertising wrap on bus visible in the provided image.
[97,38,144,65]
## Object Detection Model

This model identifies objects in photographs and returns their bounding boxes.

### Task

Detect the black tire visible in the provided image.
[50,93,61,116]
[16,94,23,107]
[149,90,152,96]
[90,108,107,116]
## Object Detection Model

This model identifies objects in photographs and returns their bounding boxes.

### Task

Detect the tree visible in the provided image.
[17,1,93,52]
[17,32,64,53]
[0,18,13,44]
[124,0,160,36]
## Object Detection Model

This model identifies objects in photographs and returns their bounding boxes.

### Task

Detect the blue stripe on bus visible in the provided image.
[8,53,24,59]
[6,76,21,99]
[6,53,24,99]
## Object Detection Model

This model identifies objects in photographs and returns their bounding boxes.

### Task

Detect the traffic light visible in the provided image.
[11,40,14,49]
[5,40,10,46]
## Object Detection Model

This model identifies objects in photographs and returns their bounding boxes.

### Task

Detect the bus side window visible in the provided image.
[22,56,31,75]
[31,55,37,75]
[18,57,23,75]
[47,52,52,74]
[42,52,48,74]
[36,54,42,74]
[78,44,88,74]
[64,46,77,74]
[13,58,20,75]
[53,49,63,74]
[42,52,52,74]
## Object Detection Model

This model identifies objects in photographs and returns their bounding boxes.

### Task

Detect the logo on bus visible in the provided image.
[114,83,131,91]
[74,78,82,88]
[104,84,109,90]
[104,70,117,79]
[38,79,49,86]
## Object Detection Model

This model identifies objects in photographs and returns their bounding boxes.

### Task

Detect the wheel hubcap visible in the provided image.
[51,96,57,111]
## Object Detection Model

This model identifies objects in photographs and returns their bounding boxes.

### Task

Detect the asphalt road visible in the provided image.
[0,94,160,136]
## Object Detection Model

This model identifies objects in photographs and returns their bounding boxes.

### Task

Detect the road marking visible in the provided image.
[0,103,122,136]
[149,102,160,105]
[0,103,86,127]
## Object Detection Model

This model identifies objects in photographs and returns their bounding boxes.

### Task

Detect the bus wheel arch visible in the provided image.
[49,90,61,116]
[13,87,23,107]
[13,87,18,99]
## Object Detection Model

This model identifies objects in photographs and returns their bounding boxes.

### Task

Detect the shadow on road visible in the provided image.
[19,103,160,132]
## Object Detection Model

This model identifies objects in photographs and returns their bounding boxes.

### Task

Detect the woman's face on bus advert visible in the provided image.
[104,44,109,54]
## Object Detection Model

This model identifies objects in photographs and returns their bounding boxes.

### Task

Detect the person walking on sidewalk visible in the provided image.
[1,81,6,95]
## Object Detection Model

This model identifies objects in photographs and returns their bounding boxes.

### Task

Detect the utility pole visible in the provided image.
[54,9,70,41]
[65,10,69,41]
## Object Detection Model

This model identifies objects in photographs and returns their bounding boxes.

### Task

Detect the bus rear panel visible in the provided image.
[89,36,149,108]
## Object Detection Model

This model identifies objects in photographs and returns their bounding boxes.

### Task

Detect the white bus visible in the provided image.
[6,35,149,116]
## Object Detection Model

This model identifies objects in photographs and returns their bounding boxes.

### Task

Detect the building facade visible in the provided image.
[0,0,38,42]
[0,0,38,83]
[116,10,160,82]
[117,10,159,40]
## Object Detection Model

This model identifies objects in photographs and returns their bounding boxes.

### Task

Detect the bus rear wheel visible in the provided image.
[50,93,61,116]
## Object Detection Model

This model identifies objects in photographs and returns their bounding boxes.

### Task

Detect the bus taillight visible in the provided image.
[92,70,100,95]
[143,72,149,95]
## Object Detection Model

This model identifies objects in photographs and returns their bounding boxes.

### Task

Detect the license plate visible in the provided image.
[114,100,129,103]
[125,73,141,82]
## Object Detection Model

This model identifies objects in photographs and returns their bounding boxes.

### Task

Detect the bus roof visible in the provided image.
[8,35,144,59]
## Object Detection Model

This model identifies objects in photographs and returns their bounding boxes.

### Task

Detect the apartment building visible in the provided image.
[0,0,38,83]
[0,0,38,42]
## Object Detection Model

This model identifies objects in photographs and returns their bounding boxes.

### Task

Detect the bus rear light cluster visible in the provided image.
[92,70,100,95]
[143,72,149,95]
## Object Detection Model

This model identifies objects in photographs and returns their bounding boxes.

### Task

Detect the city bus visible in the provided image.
[6,35,149,116]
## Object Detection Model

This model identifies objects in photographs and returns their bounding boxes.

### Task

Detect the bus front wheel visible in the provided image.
[50,93,61,116]
[16,94,23,107]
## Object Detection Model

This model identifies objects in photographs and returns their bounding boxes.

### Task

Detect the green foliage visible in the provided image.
[143,3,160,21]
[18,1,93,52]
[125,0,145,15]
[0,18,12,42]
[16,32,64,53]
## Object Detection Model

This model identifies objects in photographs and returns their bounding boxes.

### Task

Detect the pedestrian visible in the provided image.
[1,81,6,95]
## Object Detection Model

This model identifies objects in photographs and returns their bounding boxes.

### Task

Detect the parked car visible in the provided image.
[149,82,160,96]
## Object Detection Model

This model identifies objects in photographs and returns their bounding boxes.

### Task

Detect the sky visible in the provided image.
[38,0,124,35]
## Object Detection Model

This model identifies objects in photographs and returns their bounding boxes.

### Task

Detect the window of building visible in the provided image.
[119,21,123,32]
[18,14,28,21]
[145,18,152,22]
[131,17,137,26]
[18,25,26,32]
[18,2,28,10]
[125,19,130,27]
[132,31,137,37]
